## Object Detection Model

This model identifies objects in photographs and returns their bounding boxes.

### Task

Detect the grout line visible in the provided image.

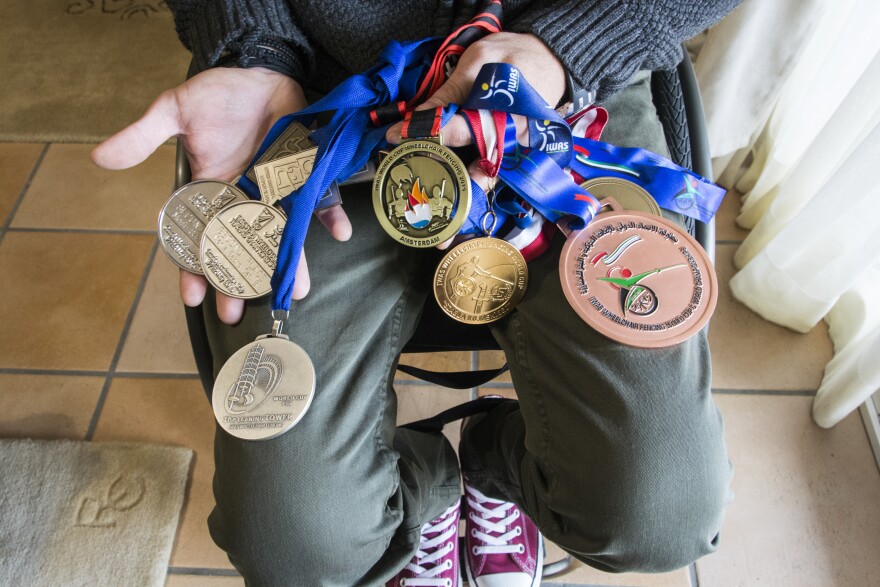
[6,226,156,235]
[712,388,815,397]
[473,381,514,389]
[0,367,200,379]
[0,143,51,247]
[393,378,515,389]
[470,350,478,400]
[0,368,108,377]
[85,239,159,441]
[690,562,700,587]
[113,371,201,380]
[167,567,241,577]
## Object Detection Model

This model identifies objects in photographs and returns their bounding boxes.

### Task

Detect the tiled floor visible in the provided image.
[1,143,879,587]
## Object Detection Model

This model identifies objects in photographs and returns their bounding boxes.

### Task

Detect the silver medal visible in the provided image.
[200,200,286,299]
[213,313,315,441]
[157,180,248,274]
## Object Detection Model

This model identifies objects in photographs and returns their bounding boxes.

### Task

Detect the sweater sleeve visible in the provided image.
[508,0,741,100]
[165,0,314,82]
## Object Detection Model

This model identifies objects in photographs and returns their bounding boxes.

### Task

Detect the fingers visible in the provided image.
[315,205,353,242]
[291,252,311,300]
[92,89,181,170]
[216,293,246,325]
[179,269,208,307]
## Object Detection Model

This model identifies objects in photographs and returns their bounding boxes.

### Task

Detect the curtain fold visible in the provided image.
[694,0,880,427]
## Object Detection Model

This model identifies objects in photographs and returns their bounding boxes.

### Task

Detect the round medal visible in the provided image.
[434,237,527,324]
[157,180,249,274]
[372,139,472,248]
[560,210,717,348]
[212,336,315,441]
[580,177,661,216]
[200,200,286,299]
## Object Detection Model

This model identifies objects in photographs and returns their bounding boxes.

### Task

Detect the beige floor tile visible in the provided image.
[708,244,832,390]
[92,377,232,570]
[397,351,473,378]
[715,188,750,242]
[11,143,175,230]
[0,143,43,222]
[476,350,511,383]
[396,384,472,455]
[697,394,880,587]
[0,232,154,370]
[0,374,103,439]
[118,253,197,374]
[165,575,243,587]
[543,540,691,586]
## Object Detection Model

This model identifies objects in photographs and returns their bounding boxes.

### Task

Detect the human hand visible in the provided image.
[385,32,566,248]
[92,67,352,324]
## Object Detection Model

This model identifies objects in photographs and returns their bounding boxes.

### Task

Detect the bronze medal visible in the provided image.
[373,138,471,248]
[560,207,717,348]
[434,237,527,324]
[581,177,661,216]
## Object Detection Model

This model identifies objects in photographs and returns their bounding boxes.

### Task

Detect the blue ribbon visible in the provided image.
[241,38,444,312]
[460,65,599,232]
[461,62,572,167]
[570,138,726,224]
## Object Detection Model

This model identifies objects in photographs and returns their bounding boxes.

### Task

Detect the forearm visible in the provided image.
[165,0,314,82]
[508,0,742,100]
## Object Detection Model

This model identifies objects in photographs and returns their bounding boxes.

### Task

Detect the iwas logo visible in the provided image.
[533,119,569,153]
[479,67,519,106]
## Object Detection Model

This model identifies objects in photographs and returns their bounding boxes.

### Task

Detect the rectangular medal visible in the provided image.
[245,121,314,184]
[254,147,318,206]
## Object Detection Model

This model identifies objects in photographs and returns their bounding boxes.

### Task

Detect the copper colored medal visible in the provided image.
[560,208,717,347]
[434,237,527,324]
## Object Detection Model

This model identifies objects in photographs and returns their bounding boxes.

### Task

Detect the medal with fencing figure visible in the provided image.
[373,107,471,248]
[212,310,316,441]
[434,179,527,324]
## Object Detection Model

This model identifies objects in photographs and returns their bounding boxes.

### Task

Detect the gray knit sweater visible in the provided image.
[166,0,739,99]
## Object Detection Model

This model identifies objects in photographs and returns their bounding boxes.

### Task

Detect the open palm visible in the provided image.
[92,67,351,323]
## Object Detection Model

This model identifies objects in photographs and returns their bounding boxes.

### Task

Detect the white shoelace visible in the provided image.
[401,504,458,587]
[465,485,523,556]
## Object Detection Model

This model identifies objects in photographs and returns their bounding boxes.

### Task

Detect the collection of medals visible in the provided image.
[157,73,720,442]
[371,115,528,325]
[156,122,370,441]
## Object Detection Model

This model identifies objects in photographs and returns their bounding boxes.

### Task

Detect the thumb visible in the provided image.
[386,58,481,145]
[91,89,181,170]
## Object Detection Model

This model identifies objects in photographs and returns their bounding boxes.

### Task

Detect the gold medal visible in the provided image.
[434,237,527,323]
[580,177,661,216]
[372,138,471,248]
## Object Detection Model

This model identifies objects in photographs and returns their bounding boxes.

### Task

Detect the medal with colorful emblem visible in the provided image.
[372,107,471,248]
[559,198,717,348]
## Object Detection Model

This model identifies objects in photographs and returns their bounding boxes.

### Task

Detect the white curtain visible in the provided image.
[694,0,880,427]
